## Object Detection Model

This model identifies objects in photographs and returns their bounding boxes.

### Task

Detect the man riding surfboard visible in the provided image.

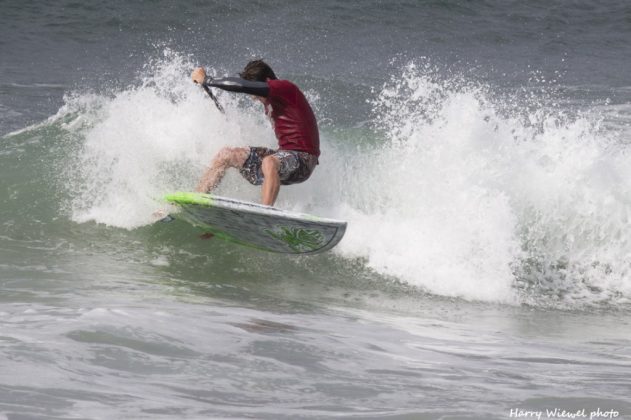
[191,60,320,206]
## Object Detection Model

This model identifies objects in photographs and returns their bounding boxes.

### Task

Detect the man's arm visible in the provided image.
[204,77,269,97]
[191,67,269,97]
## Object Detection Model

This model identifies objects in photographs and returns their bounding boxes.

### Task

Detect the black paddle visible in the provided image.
[201,82,224,114]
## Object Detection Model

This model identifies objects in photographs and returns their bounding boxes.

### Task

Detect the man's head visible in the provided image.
[240,60,277,82]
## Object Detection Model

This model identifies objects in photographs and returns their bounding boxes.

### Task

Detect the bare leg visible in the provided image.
[261,155,281,206]
[196,147,249,193]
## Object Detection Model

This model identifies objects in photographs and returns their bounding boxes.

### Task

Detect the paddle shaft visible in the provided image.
[201,83,224,114]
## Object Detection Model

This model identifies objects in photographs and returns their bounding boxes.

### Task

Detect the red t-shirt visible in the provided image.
[265,79,320,157]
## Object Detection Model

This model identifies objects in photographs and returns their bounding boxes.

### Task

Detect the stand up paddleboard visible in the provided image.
[164,192,346,254]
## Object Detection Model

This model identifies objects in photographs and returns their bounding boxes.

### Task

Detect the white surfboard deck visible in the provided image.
[164,192,346,254]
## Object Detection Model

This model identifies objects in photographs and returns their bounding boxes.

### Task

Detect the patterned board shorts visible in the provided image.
[239,147,318,186]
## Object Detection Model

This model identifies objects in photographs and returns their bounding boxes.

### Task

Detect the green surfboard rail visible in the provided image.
[164,192,215,207]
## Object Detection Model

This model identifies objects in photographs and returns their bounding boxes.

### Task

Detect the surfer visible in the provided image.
[191,60,320,206]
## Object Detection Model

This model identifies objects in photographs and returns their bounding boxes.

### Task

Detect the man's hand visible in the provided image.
[191,67,206,85]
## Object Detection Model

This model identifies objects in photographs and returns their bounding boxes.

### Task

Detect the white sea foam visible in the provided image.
[326,63,631,306]
[58,54,631,306]
[62,50,273,228]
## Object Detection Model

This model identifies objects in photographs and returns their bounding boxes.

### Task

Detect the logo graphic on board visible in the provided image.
[265,227,325,252]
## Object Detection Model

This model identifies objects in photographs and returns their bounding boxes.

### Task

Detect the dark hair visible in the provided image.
[240,60,277,82]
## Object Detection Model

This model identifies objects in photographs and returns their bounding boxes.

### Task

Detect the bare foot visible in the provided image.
[152,209,174,223]
[152,209,166,219]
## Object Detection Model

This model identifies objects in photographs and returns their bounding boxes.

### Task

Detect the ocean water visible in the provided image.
[2,1,631,419]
